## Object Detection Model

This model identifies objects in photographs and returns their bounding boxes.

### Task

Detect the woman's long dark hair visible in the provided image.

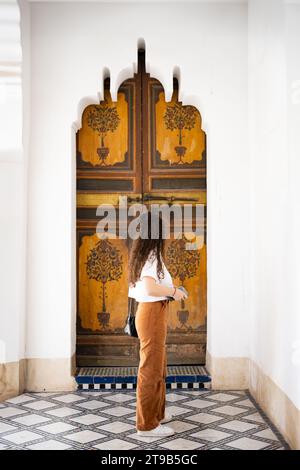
[128,211,165,287]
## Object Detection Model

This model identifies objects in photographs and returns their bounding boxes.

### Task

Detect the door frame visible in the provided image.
[71,49,210,373]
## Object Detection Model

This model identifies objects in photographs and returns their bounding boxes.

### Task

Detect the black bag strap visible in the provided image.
[128,297,137,317]
[128,297,133,317]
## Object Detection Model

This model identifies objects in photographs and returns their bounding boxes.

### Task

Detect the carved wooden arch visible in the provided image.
[76,48,206,197]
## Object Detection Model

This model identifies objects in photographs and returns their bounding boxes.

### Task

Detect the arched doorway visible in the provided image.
[76,49,207,368]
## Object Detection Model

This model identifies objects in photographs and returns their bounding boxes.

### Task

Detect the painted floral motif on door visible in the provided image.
[165,236,206,333]
[152,86,206,167]
[78,234,129,333]
[77,85,135,170]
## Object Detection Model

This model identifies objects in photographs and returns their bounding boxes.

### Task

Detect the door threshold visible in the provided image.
[75,364,211,391]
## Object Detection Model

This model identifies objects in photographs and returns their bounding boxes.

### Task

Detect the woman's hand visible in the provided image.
[142,277,187,301]
[172,287,187,301]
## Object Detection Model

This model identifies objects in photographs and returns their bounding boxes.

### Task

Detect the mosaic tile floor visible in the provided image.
[0,390,289,450]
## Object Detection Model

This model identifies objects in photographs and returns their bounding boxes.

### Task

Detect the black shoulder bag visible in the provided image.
[124,297,138,338]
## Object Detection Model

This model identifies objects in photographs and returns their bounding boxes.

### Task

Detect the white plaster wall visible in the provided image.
[0,0,26,364]
[24,1,249,363]
[285,1,300,411]
[248,0,300,409]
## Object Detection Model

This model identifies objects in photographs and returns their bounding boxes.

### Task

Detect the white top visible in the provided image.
[128,250,174,302]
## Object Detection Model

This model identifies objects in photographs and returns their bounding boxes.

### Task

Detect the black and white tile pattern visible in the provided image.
[76,365,211,390]
[0,390,289,450]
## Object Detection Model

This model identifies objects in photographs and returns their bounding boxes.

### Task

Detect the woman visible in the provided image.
[128,212,187,437]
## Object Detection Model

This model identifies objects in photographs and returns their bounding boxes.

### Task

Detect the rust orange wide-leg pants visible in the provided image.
[135,299,169,431]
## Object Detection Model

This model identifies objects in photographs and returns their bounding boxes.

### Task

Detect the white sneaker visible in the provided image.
[160,412,173,424]
[137,424,174,437]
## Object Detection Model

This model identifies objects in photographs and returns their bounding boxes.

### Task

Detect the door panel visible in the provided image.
[142,74,206,193]
[76,49,207,366]
[76,74,142,366]
[142,68,207,364]
[78,235,128,333]
[76,76,141,192]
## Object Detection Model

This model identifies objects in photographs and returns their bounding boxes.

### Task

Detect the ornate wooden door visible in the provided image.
[76,49,207,366]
